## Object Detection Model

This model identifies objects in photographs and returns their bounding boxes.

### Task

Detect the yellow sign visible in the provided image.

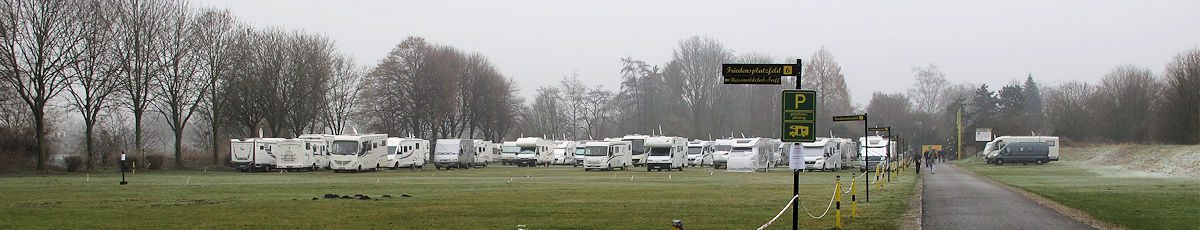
[788,124,810,139]
[921,145,943,152]
[783,65,793,75]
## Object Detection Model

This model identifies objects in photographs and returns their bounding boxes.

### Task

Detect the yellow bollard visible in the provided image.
[851,173,858,218]
[835,175,843,229]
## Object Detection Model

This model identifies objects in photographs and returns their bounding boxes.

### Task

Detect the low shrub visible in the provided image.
[64,156,83,172]
[146,155,164,170]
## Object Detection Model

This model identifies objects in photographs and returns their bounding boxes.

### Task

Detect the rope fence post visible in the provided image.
[835,175,843,229]
[851,173,858,218]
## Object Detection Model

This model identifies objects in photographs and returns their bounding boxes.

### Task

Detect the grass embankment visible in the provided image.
[0,165,915,229]
[957,155,1200,229]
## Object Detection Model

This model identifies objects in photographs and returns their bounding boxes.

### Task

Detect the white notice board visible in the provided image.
[789,143,805,170]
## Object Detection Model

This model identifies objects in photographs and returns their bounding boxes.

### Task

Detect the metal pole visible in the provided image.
[887,130,892,182]
[791,58,801,230]
[120,152,128,185]
[864,113,869,202]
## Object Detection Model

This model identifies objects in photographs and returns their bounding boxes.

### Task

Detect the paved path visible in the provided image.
[922,164,1092,230]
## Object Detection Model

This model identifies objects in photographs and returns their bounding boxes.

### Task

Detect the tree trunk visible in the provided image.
[135,113,144,164]
[34,110,47,171]
[211,123,220,165]
[85,119,95,170]
[175,127,185,169]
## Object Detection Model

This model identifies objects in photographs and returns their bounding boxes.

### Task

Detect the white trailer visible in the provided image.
[801,138,842,171]
[621,134,651,166]
[499,141,518,165]
[687,140,715,167]
[583,140,631,171]
[434,139,475,170]
[552,141,579,166]
[711,139,736,169]
[515,137,553,167]
[645,136,688,171]
[983,136,1060,163]
[230,138,284,172]
[473,140,493,167]
[297,134,332,170]
[274,138,327,171]
[385,137,428,170]
[726,138,773,172]
[328,134,388,172]
[833,138,858,169]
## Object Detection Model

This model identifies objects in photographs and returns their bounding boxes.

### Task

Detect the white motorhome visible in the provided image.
[583,140,632,171]
[573,144,588,167]
[473,140,493,167]
[297,134,332,169]
[645,136,688,171]
[726,138,773,172]
[621,134,651,166]
[385,137,428,169]
[434,139,475,170]
[801,138,842,171]
[833,138,858,169]
[274,138,328,171]
[858,136,894,172]
[687,140,715,167]
[328,134,389,172]
[230,138,284,172]
[711,139,736,169]
[775,142,789,168]
[983,136,1060,163]
[515,137,553,167]
[552,141,579,166]
[499,141,518,165]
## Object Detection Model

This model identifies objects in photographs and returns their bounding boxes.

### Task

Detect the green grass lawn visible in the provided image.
[0,165,916,229]
[956,159,1200,230]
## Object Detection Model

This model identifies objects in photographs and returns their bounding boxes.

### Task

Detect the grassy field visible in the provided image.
[0,165,916,229]
[956,159,1200,230]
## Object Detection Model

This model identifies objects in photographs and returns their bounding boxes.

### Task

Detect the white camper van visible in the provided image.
[583,140,632,171]
[858,136,893,172]
[621,134,651,166]
[983,136,1060,163]
[515,137,553,167]
[726,138,773,172]
[385,137,428,170]
[274,138,328,171]
[711,139,736,169]
[834,138,858,169]
[328,134,389,172]
[574,144,588,166]
[499,141,518,165]
[434,139,475,170]
[473,140,493,167]
[230,138,284,172]
[687,140,715,167]
[801,138,841,171]
[552,141,579,165]
[645,136,688,171]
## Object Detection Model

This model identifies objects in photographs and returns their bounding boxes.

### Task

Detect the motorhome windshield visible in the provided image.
[687,147,702,154]
[502,146,520,153]
[387,146,398,155]
[648,147,671,156]
[575,147,587,156]
[716,145,732,151]
[330,141,359,155]
[585,146,608,156]
[519,147,537,154]
[627,139,645,155]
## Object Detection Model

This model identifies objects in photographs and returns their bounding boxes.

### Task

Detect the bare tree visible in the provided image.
[908,64,948,114]
[1045,81,1094,141]
[1154,49,1200,143]
[0,0,87,170]
[152,3,208,169]
[1092,65,1159,143]
[282,32,334,137]
[65,0,120,170]
[113,0,172,163]
[321,54,361,135]
[667,35,731,138]
[193,7,236,165]
[801,47,854,137]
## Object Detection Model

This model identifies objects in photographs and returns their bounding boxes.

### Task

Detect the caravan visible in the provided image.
[552,141,579,166]
[230,138,283,172]
[274,138,328,171]
[621,134,650,166]
[515,137,554,167]
[499,141,518,165]
[858,136,894,172]
[983,136,1060,163]
[473,140,493,167]
[726,138,773,172]
[328,134,389,172]
[434,139,475,170]
[833,138,858,169]
[385,137,428,169]
[583,140,631,171]
[801,138,842,171]
[645,136,688,171]
[711,139,736,169]
[687,140,715,167]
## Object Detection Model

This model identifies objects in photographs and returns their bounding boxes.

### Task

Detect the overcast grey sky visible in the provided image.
[191,0,1197,106]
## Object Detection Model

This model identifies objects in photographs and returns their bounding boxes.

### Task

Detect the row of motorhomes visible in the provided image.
[231,132,899,173]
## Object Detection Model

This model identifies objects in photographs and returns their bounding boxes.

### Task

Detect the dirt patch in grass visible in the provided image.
[148,199,223,207]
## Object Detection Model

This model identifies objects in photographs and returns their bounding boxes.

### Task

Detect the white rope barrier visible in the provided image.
[797,185,839,219]
[756,195,798,230]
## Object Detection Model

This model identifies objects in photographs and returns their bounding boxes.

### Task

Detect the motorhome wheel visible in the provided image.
[1036,159,1044,165]
[995,159,1004,165]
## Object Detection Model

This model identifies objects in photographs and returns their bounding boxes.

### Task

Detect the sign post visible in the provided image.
[120,151,128,185]
[833,114,868,202]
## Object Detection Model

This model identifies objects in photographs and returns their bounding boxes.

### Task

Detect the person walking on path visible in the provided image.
[913,150,923,174]
[925,150,936,174]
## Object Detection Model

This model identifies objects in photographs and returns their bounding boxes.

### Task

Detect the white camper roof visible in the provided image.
[801,137,832,147]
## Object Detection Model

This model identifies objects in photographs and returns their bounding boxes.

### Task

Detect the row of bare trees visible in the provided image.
[359,36,520,142]
[0,0,364,170]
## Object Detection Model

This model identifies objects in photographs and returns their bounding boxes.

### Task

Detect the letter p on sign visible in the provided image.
[794,94,806,109]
